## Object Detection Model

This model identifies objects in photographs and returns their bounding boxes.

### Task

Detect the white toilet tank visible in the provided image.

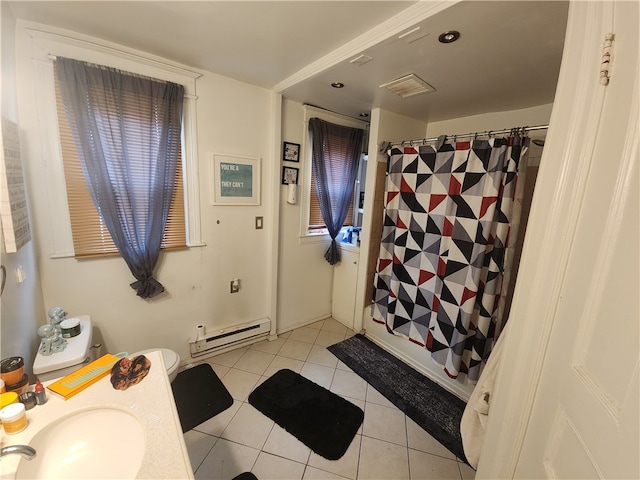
[33,315,93,382]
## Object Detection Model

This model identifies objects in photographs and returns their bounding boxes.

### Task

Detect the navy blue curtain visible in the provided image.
[309,118,364,265]
[55,57,184,298]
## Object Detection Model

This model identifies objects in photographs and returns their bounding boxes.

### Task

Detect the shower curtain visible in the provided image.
[372,136,529,383]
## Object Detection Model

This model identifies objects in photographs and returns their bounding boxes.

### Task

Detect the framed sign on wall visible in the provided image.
[283,142,300,162]
[210,154,261,205]
[281,166,299,185]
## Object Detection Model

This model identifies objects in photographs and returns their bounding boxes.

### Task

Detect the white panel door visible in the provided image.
[515,2,639,478]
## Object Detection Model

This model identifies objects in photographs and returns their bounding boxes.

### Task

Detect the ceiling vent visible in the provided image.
[380,73,435,98]
[349,54,373,66]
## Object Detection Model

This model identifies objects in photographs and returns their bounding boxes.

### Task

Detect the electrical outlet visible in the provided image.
[230,278,240,293]
[190,339,207,354]
[255,216,263,229]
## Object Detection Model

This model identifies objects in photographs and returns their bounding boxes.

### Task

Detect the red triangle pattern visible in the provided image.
[461,287,477,305]
[429,194,447,212]
[400,177,414,193]
[419,270,436,285]
[443,218,454,237]
[378,258,392,272]
[432,295,440,313]
[480,196,498,218]
[448,176,462,195]
[387,191,399,203]
[437,258,447,276]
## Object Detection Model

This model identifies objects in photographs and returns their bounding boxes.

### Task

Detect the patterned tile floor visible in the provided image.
[183,318,476,480]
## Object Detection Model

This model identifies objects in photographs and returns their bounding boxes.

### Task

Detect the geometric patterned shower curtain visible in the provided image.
[372,136,530,383]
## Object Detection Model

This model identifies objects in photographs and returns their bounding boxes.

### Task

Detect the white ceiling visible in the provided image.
[8,0,569,124]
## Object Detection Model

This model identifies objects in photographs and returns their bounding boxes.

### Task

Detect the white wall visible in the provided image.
[0,4,46,380]
[276,99,336,332]
[11,21,275,366]
[426,103,553,141]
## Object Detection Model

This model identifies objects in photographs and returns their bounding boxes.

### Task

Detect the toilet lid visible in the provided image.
[136,348,178,370]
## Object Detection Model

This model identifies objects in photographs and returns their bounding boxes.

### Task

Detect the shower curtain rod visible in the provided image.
[390,124,549,147]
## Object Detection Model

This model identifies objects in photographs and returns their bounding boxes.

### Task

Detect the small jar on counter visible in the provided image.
[0,402,28,434]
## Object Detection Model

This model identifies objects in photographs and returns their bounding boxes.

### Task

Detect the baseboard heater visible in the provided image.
[189,318,270,357]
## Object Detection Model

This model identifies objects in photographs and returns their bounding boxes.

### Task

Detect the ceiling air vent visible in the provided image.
[380,73,435,98]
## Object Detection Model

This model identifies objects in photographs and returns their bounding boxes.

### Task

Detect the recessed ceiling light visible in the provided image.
[331,82,344,88]
[359,112,369,118]
[438,30,460,43]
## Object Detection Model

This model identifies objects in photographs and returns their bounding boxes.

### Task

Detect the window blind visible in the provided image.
[54,68,186,258]
[308,138,355,230]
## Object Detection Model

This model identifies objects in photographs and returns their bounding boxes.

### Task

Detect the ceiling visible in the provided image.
[8,1,569,124]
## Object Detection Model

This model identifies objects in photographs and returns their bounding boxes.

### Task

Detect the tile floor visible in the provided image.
[183,318,476,480]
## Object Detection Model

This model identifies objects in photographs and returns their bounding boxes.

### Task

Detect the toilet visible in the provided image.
[33,314,180,383]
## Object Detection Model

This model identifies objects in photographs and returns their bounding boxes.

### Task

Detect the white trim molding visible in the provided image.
[24,25,204,257]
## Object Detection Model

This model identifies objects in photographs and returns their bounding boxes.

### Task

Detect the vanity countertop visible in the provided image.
[0,350,193,479]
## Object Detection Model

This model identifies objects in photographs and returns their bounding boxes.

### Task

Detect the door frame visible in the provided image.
[477,2,619,477]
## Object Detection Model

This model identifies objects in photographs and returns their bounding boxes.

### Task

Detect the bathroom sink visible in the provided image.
[16,407,145,479]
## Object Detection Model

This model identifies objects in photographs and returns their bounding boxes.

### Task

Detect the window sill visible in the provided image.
[299,227,359,247]
[298,231,330,246]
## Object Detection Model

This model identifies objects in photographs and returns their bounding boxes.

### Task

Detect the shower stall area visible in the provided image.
[364,122,546,399]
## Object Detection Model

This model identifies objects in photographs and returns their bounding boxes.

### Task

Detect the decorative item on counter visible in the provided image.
[47,306,67,335]
[0,356,24,385]
[110,355,151,391]
[352,227,361,246]
[47,352,127,400]
[0,391,18,410]
[18,391,36,410]
[34,379,47,405]
[60,317,81,338]
[37,323,66,356]
[343,226,353,243]
[0,402,28,434]
[4,374,29,395]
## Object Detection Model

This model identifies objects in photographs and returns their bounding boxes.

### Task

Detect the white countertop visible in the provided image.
[0,351,193,479]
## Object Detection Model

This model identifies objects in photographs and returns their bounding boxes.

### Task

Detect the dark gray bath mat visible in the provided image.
[328,334,467,462]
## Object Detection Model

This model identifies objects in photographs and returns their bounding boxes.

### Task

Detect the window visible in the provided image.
[308,156,355,230]
[54,64,186,258]
[303,107,367,235]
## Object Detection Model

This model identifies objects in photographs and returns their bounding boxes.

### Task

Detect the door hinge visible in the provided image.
[600,33,614,86]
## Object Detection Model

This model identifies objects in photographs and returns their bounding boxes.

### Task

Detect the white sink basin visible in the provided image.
[16,407,145,479]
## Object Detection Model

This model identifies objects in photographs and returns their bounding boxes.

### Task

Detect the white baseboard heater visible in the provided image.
[189,318,270,357]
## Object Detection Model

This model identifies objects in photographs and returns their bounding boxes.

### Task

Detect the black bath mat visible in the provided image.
[248,369,364,460]
[328,334,468,462]
[171,363,234,432]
